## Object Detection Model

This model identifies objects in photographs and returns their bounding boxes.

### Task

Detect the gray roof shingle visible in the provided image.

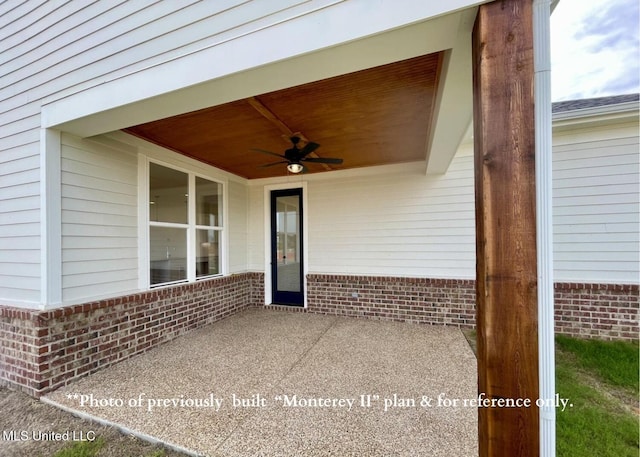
[552,93,639,113]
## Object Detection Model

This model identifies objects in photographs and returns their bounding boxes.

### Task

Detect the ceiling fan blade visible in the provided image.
[302,157,343,164]
[251,148,286,159]
[299,141,320,157]
[259,160,288,168]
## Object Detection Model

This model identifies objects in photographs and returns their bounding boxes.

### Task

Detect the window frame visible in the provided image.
[141,157,227,289]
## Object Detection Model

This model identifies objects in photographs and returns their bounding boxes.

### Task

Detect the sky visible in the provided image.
[550,0,640,101]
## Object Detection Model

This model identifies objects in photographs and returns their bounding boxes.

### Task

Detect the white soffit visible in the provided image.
[42,1,487,137]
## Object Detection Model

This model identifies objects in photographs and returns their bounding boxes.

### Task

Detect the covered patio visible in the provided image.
[43,308,478,456]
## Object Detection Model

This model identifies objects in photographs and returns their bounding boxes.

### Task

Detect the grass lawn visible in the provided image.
[555,335,639,457]
[463,331,639,455]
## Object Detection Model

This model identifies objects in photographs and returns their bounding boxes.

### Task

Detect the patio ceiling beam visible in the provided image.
[246,96,332,171]
[472,0,539,456]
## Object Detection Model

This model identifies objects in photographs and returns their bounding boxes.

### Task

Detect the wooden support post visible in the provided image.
[472,1,539,456]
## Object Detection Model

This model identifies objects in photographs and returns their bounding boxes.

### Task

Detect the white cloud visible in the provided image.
[551,0,639,101]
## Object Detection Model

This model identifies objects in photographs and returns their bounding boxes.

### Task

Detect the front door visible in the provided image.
[271,188,304,306]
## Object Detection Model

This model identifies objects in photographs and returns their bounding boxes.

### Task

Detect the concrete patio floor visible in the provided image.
[44,308,478,456]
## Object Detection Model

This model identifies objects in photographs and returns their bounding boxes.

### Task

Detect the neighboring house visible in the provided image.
[0,1,637,400]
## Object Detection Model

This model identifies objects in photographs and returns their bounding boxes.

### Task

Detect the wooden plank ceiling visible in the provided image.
[124,52,443,179]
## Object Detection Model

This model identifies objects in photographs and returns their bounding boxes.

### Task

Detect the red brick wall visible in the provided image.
[2,272,637,397]
[0,273,263,397]
[305,274,477,327]
[554,282,639,340]
[303,275,638,341]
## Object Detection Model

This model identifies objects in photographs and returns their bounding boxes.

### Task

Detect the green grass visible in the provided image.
[51,436,169,457]
[556,336,639,457]
[556,335,639,391]
[462,331,639,455]
[52,437,105,457]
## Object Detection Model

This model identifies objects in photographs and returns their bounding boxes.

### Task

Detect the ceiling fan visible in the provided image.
[252,136,343,174]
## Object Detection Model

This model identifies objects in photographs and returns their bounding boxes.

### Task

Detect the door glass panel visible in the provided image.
[275,195,300,293]
[149,226,187,285]
[196,229,220,278]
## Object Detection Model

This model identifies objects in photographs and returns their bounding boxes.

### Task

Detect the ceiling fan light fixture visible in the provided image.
[287,162,304,173]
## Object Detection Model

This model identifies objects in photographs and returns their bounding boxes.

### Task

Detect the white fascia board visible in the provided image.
[552,101,640,128]
[42,0,488,137]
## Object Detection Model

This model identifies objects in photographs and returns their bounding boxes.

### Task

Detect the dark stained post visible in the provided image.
[472,0,539,456]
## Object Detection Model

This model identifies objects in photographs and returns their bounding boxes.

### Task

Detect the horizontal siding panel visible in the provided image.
[62,209,136,227]
[0,129,39,152]
[553,150,637,169]
[0,141,38,161]
[62,269,138,289]
[0,196,40,213]
[0,276,40,291]
[61,197,137,217]
[554,174,637,190]
[553,135,637,154]
[62,234,136,250]
[0,0,165,104]
[553,193,637,207]
[61,158,137,185]
[554,222,638,234]
[553,203,636,217]
[555,163,638,180]
[60,133,138,301]
[0,112,40,141]
[0,249,40,263]
[0,0,134,64]
[312,226,475,237]
[0,208,39,224]
[554,261,637,274]
[228,180,248,273]
[0,222,40,237]
[61,171,137,196]
[62,150,137,180]
[62,184,137,207]
[62,280,138,303]
[552,124,639,284]
[0,154,40,175]
[0,168,40,188]
[0,183,40,203]
[62,223,137,238]
[2,0,320,112]
[62,247,139,263]
[554,249,638,262]
[63,258,137,276]
[308,153,476,277]
[0,262,40,277]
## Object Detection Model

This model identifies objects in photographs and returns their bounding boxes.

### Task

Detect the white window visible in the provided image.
[148,162,223,287]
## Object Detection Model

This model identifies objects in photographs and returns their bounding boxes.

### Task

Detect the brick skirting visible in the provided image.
[305,274,477,327]
[303,275,638,341]
[554,282,639,340]
[1,272,636,397]
[0,273,263,397]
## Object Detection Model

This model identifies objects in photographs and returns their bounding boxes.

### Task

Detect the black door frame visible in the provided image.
[270,188,304,306]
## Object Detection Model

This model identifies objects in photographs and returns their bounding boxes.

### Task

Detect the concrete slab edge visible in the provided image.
[40,396,203,457]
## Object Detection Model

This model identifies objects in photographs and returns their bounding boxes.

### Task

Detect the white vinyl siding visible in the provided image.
[552,122,639,283]
[60,133,138,302]
[308,148,476,278]
[0,133,41,305]
[247,147,476,279]
[228,180,249,274]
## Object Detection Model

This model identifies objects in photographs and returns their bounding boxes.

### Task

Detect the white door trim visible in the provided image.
[263,182,308,307]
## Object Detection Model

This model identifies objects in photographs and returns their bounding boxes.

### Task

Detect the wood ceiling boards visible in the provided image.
[124,52,443,179]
